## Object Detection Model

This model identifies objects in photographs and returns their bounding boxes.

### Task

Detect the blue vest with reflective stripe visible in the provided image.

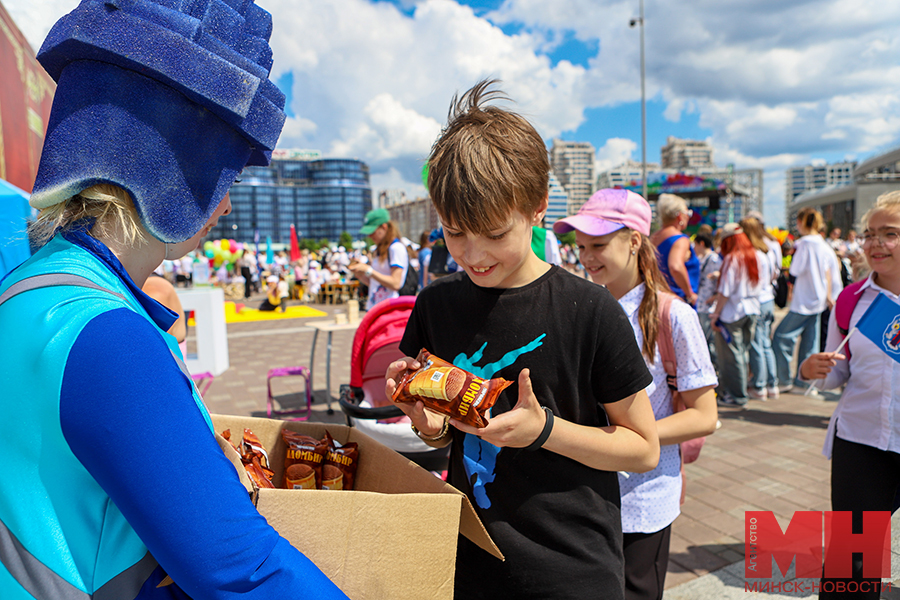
[0,236,211,598]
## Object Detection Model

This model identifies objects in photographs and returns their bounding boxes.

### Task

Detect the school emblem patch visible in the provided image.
[882,315,900,354]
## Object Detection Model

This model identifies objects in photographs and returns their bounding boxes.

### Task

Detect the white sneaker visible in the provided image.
[778,384,794,394]
[766,386,780,399]
[748,387,768,400]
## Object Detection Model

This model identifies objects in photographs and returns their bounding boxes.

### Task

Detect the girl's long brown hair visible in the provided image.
[634,232,674,364]
[374,221,402,260]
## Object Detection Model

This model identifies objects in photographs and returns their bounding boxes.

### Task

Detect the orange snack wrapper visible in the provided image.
[391,349,512,429]
[223,428,276,489]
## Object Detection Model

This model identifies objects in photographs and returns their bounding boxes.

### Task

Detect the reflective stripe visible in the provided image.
[0,516,88,599]
[1,516,161,599]
[93,552,160,600]
[0,274,127,307]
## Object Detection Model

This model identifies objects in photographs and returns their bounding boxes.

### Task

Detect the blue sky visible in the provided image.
[9,0,900,228]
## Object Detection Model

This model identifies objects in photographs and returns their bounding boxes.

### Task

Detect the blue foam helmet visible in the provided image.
[30,0,286,242]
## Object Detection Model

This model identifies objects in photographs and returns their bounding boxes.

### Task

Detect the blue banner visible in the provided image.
[856,293,900,363]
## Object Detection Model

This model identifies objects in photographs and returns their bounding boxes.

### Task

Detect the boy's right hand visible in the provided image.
[800,351,846,380]
[385,358,446,437]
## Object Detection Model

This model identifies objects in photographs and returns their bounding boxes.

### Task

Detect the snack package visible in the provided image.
[223,428,276,489]
[391,349,512,428]
[282,430,328,489]
[323,431,360,490]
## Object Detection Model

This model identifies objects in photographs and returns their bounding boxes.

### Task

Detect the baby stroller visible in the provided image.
[338,296,449,472]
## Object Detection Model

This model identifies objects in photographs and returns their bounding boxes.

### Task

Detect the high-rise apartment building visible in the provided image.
[661,137,713,170]
[208,149,372,244]
[785,161,856,202]
[545,173,569,227]
[550,139,595,215]
[596,159,662,190]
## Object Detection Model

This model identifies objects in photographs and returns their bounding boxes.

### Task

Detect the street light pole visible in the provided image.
[639,0,647,201]
[631,1,647,201]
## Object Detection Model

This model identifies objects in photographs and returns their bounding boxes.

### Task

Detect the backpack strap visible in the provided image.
[835,279,866,336]
[656,291,678,391]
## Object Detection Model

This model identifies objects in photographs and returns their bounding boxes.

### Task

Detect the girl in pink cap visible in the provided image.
[555,188,718,600]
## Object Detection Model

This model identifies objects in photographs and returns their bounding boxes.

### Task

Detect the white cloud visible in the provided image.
[328,93,442,161]
[594,138,637,173]
[7,0,900,213]
[370,166,427,201]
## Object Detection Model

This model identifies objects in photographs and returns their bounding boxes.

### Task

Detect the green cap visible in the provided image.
[360,208,390,235]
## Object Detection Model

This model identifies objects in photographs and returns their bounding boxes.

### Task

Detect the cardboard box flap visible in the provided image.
[255,489,460,599]
[211,414,503,559]
[215,432,255,497]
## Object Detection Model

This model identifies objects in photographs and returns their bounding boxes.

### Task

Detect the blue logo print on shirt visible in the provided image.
[454,334,545,509]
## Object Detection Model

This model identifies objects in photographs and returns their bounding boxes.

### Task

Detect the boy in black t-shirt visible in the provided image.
[385,80,659,600]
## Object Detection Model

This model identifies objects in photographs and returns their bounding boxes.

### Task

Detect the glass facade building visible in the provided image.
[207,156,372,245]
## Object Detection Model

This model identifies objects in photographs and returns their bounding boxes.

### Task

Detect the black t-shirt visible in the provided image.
[399,266,652,600]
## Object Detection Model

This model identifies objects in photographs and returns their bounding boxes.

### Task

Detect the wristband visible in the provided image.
[366,266,374,277]
[411,418,449,442]
[524,407,554,451]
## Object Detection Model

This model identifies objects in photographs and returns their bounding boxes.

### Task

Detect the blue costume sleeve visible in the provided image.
[59,308,348,600]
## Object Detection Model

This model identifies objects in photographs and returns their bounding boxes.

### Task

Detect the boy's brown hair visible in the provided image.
[427,79,549,234]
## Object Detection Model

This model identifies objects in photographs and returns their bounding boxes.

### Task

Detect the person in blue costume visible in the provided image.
[0,1,348,598]
[650,194,700,306]
[385,80,660,600]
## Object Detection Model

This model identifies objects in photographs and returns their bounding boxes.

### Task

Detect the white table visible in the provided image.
[307,320,361,414]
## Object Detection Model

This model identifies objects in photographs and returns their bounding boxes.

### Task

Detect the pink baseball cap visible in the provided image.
[553,188,652,237]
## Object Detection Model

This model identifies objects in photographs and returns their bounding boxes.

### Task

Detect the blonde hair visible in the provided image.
[631,231,674,364]
[797,207,824,234]
[657,194,688,224]
[739,217,771,253]
[28,184,146,248]
[428,79,549,234]
[861,190,900,230]
[374,221,402,260]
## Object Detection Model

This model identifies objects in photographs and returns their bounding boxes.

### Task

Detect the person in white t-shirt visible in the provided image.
[709,224,766,406]
[741,217,781,400]
[798,191,900,600]
[772,208,836,392]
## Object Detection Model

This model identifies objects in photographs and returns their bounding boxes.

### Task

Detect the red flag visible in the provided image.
[289,224,301,262]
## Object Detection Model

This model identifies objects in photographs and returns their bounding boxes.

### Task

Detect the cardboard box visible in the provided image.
[212,414,502,600]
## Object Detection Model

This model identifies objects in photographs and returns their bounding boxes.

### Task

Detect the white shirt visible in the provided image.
[765,237,783,272]
[618,284,719,533]
[789,235,835,315]
[757,249,775,304]
[816,275,900,458]
[366,240,409,310]
[716,252,765,322]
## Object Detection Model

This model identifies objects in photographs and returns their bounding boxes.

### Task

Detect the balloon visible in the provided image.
[222,251,233,262]
[213,257,223,268]
[205,249,214,259]
[219,239,229,250]
[229,240,238,253]
[203,241,214,251]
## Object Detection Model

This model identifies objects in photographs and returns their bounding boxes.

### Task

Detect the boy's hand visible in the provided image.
[385,358,446,437]
[451,369,546,448]
[800,351,846,380]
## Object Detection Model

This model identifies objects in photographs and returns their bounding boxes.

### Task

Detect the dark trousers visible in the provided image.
[820,435,900,599]
[623,524,671,600]
[241,267,253,298]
